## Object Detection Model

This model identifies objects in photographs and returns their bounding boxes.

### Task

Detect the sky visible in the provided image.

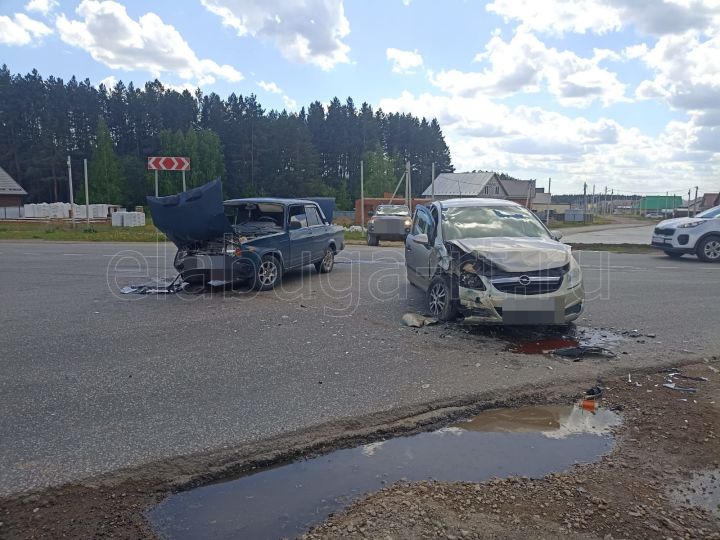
[1,0,719,196]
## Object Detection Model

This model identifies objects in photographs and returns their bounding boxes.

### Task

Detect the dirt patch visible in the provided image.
[305,362,720,539]
[1,361,718,539]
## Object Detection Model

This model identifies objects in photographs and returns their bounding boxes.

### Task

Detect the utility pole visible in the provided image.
[609,189,614,216]
[603,186,608,215]
[688,189,691,217]
[431,162,435,202]
[67,155,75,228]
[546,177,551,224]
[405,161,412,208]
[592,184,596,214]
[83,158,90,228]
[583,182,587,212]
[360,160,365,232]
[693,186,699,216]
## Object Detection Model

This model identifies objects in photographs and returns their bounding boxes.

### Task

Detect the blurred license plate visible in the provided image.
[503,297,563,325]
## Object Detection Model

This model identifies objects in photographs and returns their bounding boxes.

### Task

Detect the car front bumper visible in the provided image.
[650,232,695,253]
[457,282,585,325]
[174,252,261,284]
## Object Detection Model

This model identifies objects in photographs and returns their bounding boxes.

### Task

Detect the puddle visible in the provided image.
[507,326,624,355]
[668,469,720,516]
[149,404,621,540]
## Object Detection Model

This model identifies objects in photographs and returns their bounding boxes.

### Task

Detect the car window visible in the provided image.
[442,205,550,240]
[412,210,431,235]
[305,205,322,226]
[376,205,410,216]
[288,205,308,228]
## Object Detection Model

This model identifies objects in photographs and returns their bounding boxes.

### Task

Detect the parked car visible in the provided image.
[405,198,584,324]
[650,204,720,262]
[367,204,412,246]
[148,180,345,290]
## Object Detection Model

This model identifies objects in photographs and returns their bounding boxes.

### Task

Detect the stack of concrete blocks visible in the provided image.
[111,212,146,227]
[24,203,111,219]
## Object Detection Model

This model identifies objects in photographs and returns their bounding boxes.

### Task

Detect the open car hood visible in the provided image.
[448,237,571,272]
[147,179,233,248]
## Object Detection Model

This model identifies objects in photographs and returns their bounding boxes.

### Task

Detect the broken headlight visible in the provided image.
[566,259,582,289]
[459,262,486,290]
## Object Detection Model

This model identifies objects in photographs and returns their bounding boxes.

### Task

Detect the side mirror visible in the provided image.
[368,210,375,217]
[289,221,302,230]
[551,230,563,241]
[413,233,429,245]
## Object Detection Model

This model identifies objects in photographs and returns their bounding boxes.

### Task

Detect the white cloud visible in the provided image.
[257,80,282,94]
[486,0,720,36]
[378,90,718,193]
[200,0,351,70]
[56,0,242,85]
[282,94,298,110]
[430,31,627,107]
[386,47,424,74]
[0,13,52,45]
[634,31,720,113]
[25,0,59,15]
[98,75,117,89]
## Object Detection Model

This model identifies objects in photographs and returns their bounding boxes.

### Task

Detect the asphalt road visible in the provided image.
[1,241,718,496]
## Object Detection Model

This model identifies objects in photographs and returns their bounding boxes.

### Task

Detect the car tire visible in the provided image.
[664,251,683,258]
[696,235,720,262]
[252,254,282,291]
[367,234,378,246]
[427,275,458,322]
[315,247,335,273]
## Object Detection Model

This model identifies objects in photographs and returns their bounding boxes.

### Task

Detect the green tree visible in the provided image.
[84,118,124,203]
[362,148,398,197]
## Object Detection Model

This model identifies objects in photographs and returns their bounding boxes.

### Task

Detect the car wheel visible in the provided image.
[367,234,378,246]
[427,275,458,322]
[696,235,720,262]
[664,251,683,258]
[315,247,335,273]
[252,255,282,291]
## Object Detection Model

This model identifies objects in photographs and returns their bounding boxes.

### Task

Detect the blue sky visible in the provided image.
[1,0,719,196]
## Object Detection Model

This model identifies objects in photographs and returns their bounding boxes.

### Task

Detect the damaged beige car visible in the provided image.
[405,199,584,324]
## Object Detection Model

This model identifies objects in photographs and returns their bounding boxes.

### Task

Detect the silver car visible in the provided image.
[405,199,584,324]
[651,205,720,262]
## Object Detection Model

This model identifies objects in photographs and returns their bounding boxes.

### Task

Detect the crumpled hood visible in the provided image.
[449,236,571,272]
[147,179,233,248]
[657,217,705,229]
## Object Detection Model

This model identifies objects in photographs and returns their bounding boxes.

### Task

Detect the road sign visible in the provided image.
[147,156,191,171]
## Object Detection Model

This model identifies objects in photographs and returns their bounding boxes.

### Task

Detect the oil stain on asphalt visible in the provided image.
[149,404,621,540]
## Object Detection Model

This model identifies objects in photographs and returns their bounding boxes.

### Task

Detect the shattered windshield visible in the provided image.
[225,203,285,228]
[441,206,550,240]
[375,205,410,216]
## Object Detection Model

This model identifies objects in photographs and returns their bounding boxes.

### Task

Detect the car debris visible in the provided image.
[120,276,185,294]
[584,386,604,400]
[662,382,698,394]
[401,313,439,328]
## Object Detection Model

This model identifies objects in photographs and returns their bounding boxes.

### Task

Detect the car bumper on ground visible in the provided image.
[457,283,585,325]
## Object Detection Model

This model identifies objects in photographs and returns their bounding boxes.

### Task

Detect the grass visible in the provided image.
[0,220,166,242]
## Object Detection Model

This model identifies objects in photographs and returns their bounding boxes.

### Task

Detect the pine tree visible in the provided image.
[85,119,124,203]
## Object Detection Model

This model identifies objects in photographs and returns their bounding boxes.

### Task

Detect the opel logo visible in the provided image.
[518,275,531,286]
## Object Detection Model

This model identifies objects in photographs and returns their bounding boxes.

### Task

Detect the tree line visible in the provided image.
[0,66,454,209]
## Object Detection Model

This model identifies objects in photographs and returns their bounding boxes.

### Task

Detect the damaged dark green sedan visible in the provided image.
[148,180,345,290]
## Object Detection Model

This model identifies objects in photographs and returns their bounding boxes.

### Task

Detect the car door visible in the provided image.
[287,205,313,268]
[405,205,433,289]
[305,204,327,261]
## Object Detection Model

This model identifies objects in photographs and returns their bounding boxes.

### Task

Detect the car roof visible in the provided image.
[223,197,317,206]
[437,198,523,209]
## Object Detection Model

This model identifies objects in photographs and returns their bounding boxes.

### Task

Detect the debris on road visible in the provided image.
[401,313,439,328]
[663,382,698,394]
[120,276,185,294]
[551,345,616,360]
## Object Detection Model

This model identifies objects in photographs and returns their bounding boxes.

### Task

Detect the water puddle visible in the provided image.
[149,404,621,540]
[668,469,720,516]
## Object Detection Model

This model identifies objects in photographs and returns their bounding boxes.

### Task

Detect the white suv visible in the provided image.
[651,205,720,262]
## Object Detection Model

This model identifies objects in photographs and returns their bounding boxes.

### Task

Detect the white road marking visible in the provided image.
[102,254,165,258]
[63,253,85,256]
[656,266,679,269]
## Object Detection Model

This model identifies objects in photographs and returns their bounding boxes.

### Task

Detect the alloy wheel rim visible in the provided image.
[259,261,278,285]
[705,240,720,259]
[322,251,333,270]
[429,283,447,315]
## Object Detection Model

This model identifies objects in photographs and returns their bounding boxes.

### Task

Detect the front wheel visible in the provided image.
[252,255,282,291]
[696,235,720,262]
[315,247,335,273]
[664,251,683,259]
[427,275,458,322]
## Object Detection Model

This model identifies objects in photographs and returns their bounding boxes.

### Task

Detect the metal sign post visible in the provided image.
[67,156,75,228]
[147,156,191,196]
[84,158,90,227]
[360,160,365,232]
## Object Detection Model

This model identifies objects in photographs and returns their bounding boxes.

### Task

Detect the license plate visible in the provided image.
[503,297,564,325]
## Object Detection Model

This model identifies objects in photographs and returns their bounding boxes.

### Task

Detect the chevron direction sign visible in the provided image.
[147,156,191,171]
